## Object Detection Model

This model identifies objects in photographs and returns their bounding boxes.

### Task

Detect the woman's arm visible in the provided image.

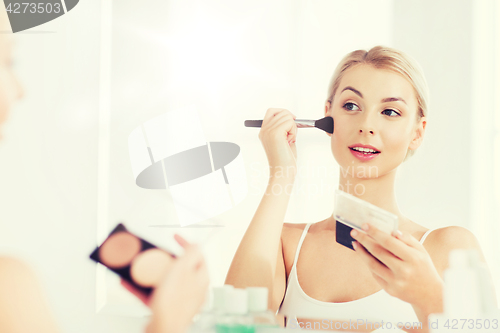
[225,108,298,317]
[0,256,61,333]
[225,176,293,314]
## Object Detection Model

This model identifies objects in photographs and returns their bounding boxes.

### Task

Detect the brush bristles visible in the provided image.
[315,117,334,133]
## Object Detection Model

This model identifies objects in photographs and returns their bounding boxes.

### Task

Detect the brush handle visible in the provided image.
[244,119,315,128]
[244,120,263,127]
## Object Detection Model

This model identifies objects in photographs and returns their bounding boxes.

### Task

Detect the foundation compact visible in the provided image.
[89,223,176,296]
[334,189,399,251]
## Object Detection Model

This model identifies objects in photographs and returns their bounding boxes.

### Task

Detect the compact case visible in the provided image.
[89,223,176,296]
[334,189,399,251]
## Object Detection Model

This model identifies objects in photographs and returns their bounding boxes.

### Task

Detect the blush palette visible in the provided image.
[90,223,176,296]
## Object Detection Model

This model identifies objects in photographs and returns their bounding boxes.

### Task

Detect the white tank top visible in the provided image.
[278,223,436,329]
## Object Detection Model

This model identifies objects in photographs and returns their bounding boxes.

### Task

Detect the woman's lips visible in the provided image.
[349,148,380,161]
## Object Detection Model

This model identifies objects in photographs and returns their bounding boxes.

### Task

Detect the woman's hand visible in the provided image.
[350,224,444,311]
[258,108,298,180]
[121,235,210,333]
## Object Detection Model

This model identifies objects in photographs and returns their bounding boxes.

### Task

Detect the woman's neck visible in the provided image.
[333,168,410,228]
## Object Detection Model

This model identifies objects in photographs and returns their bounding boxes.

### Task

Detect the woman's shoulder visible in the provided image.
[424,225,486,277]
[425,225,482,253]
[427,225,478,242]
[282,222,308,233]
[281,222,308,246]
[281,222,312,273]
[281,218,334,245]
[0,256,32,278]
[0,256,40,292]
[281,221,324,242]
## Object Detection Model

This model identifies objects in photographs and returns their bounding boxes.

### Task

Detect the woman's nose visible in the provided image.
[358,113,376,135]
[359,128,374,135]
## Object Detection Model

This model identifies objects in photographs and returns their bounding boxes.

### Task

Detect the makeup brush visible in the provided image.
[244,116,333,134]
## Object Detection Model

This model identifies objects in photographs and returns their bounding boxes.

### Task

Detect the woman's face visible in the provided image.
[0,18,24,139]
[325,64,426,179]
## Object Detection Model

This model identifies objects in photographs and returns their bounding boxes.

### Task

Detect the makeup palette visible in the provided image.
[334,189,398,251]
[90,223,176,296]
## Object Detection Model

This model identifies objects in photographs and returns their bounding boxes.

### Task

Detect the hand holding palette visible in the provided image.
[334,189,399,251]
[89,223,176,297]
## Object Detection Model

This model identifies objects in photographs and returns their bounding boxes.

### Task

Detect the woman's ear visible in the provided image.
[408,116,427,150]
[325,101,332,138]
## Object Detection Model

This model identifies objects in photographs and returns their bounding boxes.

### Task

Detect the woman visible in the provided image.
[225,46,496,332]
[0,12,208,333]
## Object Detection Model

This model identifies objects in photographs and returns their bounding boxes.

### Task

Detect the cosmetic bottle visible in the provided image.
[471,253,498,316]
[213,285,235,315]
[443,249,481,317]
[190,285,234,333]
[216,288,254,333]
[246,287,279,328]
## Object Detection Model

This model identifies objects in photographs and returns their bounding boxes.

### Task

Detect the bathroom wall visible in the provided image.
[0,1,497,332]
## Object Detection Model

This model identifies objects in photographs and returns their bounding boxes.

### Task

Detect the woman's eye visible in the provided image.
[343,102,359,111]
[382,109,400,117]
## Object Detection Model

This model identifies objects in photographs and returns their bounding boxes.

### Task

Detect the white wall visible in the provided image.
[0,1,497,332]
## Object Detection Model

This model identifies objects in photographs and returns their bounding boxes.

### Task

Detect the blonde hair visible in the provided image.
[326,46,429,161]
